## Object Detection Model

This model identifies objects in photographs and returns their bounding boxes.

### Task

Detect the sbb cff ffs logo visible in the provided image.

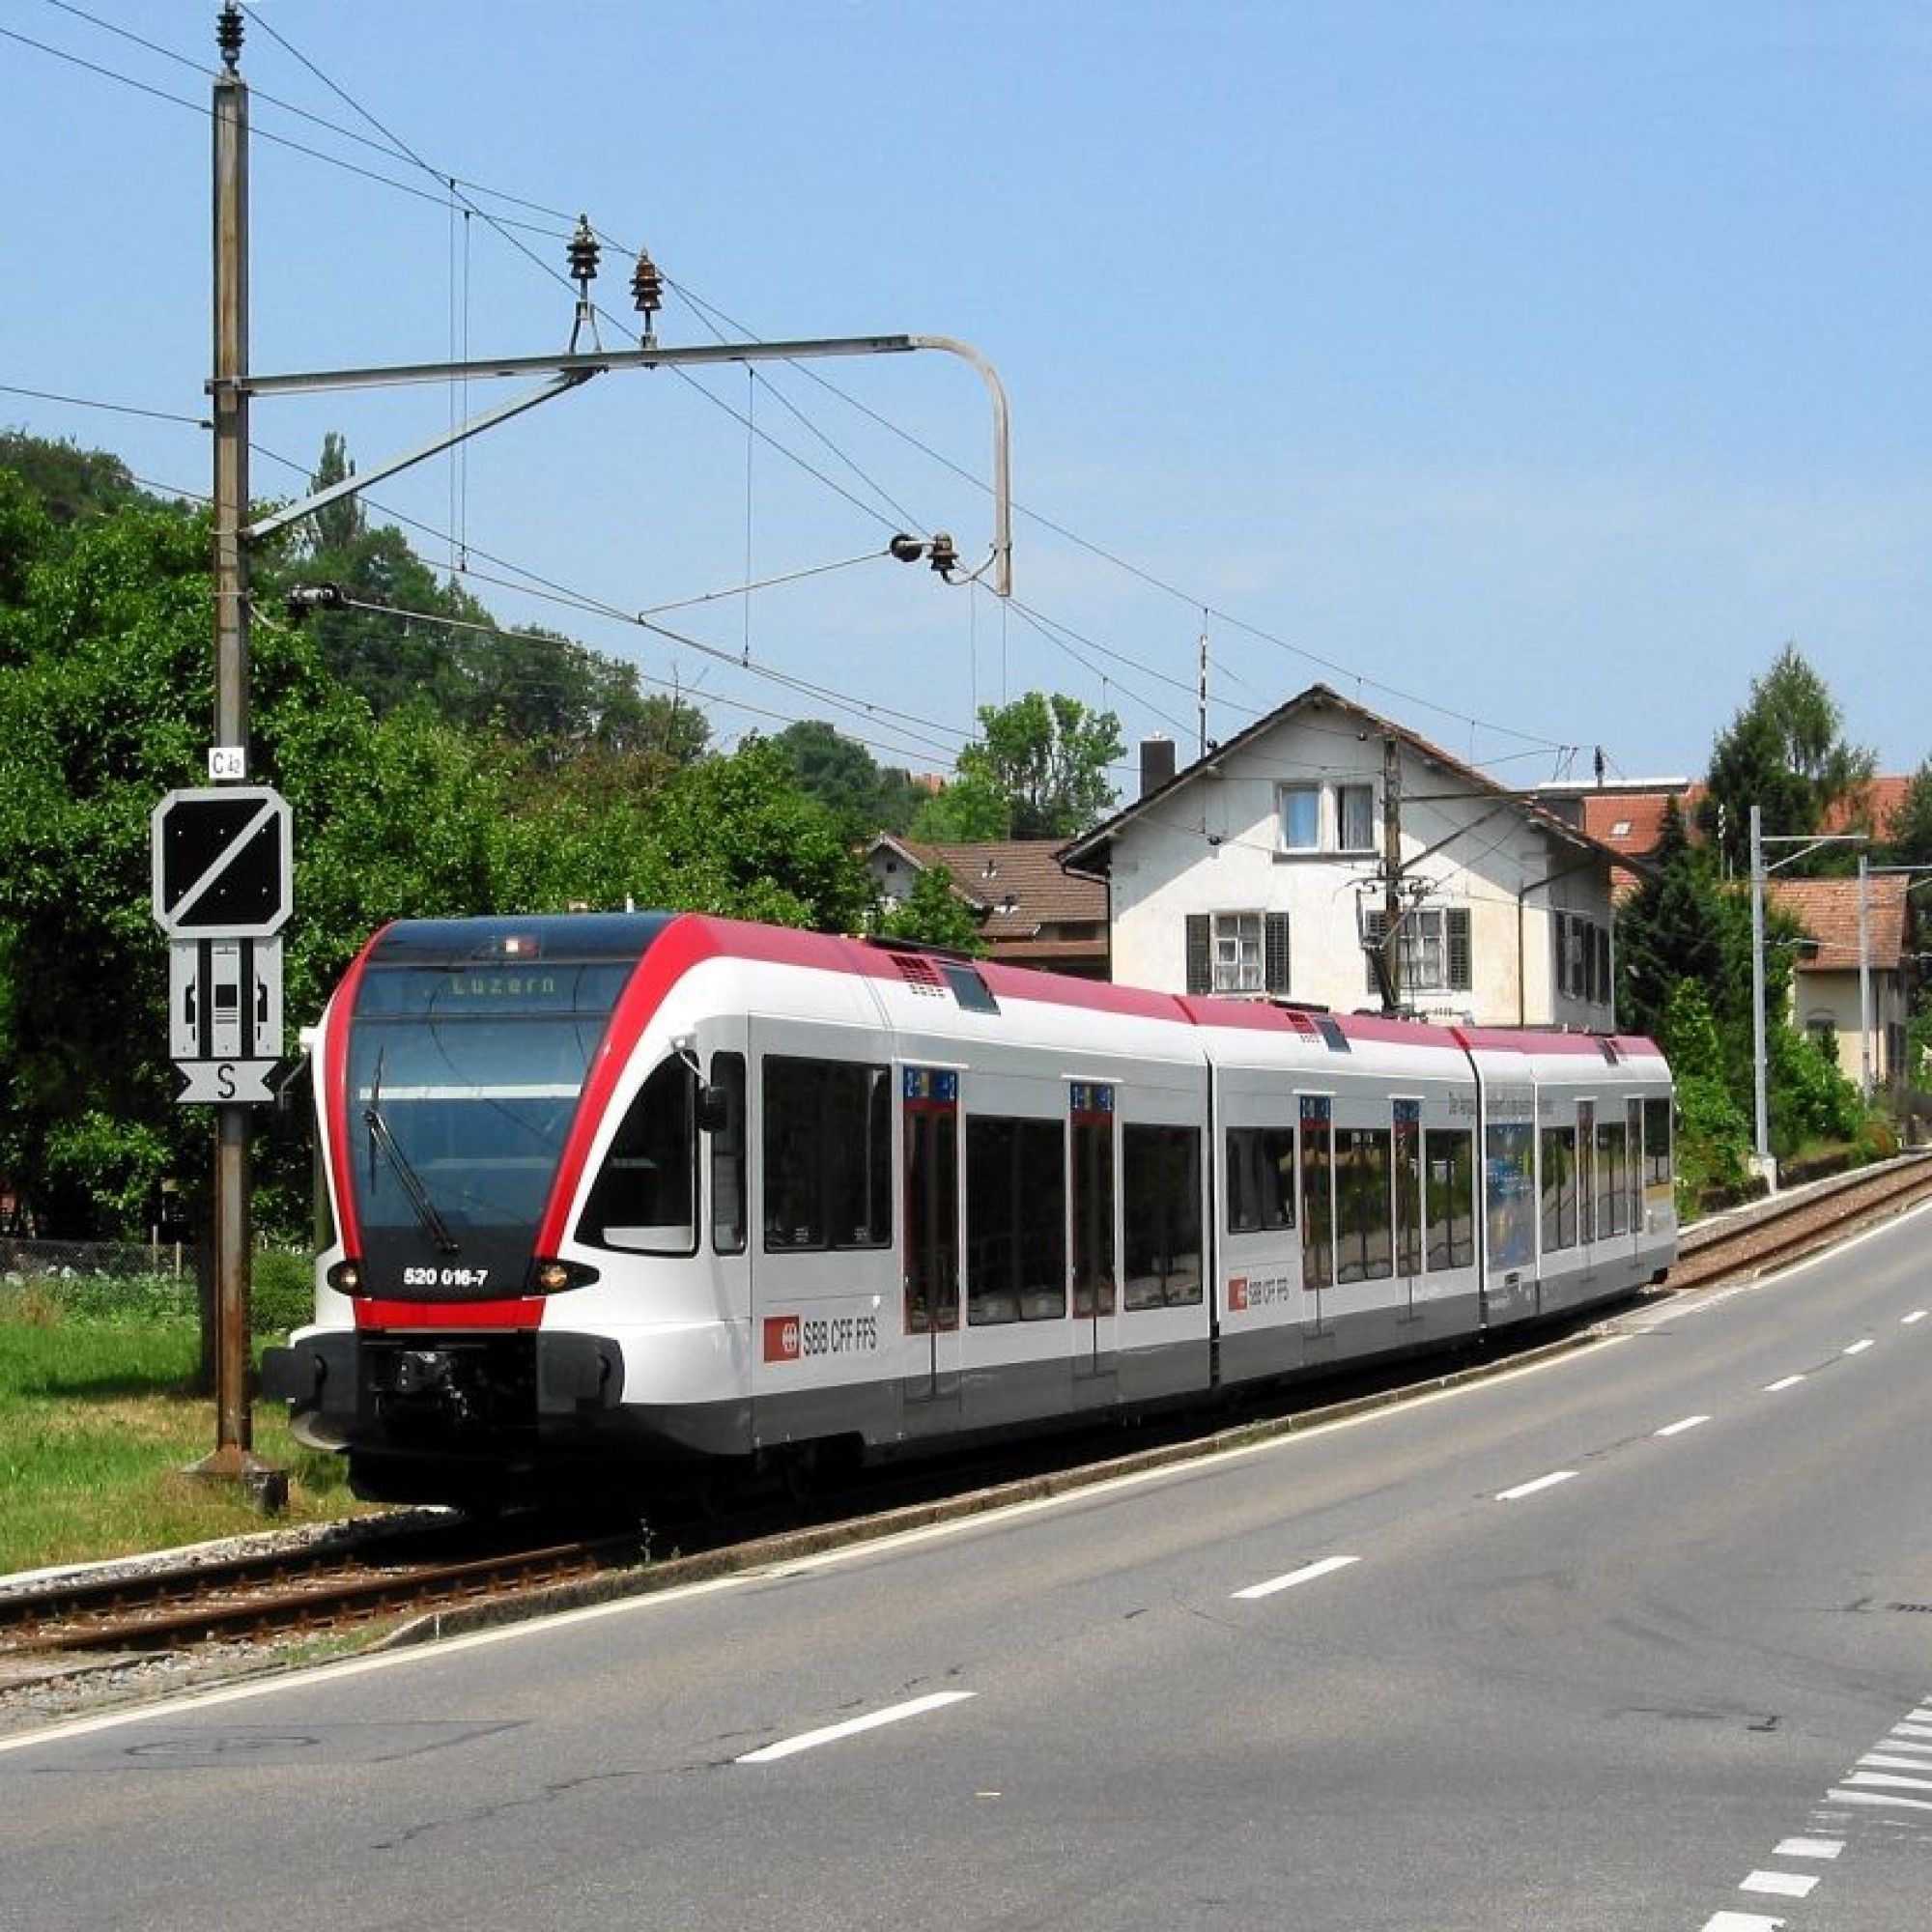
[763,1316,802,1362]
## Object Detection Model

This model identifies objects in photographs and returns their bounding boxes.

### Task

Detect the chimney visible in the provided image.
[1140,735,1176,798]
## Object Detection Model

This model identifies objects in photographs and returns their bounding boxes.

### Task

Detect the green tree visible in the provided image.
[0,431,144,527]
[1697,644,1874,874]
[948,692,1123,839]
[768,720,894,845]
[626,741,875,930]
[874,863,985,954]
[908,771,1013,842]
[1617,796,1729,1041]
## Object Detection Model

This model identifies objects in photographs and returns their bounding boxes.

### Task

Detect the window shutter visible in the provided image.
[1447,908,1472,991]
[1363,908,1386,996]
[1184,914,1210,996]
[1552,911,1569,997]
[1264,912,1292,995]
[1594,925,1611,1006]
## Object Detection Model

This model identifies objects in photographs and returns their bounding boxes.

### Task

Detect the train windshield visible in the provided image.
[342,918,668,1246]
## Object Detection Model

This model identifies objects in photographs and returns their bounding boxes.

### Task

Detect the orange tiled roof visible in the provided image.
[1767,876,1913,972]
[885,837,1107,941]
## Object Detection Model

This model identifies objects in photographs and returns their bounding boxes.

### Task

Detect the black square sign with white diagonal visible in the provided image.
[150,785,293,938]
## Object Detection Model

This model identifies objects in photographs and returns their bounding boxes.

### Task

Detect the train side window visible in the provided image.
[1540,1125,1578,1252]
[1226,1126,1296,1234]
[1642,1097,1672,1188]
[762,1057,892,1252]
[1124,1124,1202,1308]
[1335,1126,1393,1283]
[1424,1127,1474,1271]
[966,1117,1066,1324]
[1595,1118,1630,1236]
[578,1057,696,1255]
[709,1052,746,1255]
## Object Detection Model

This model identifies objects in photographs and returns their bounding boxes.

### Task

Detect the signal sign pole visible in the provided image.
[196,6,276,1494]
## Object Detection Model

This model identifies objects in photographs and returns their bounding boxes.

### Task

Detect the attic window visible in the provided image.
[1610,819,1633,838]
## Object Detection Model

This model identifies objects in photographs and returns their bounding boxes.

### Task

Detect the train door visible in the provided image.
[901,1065,962,1418]
[1298,1094,1334,1338]
[1393,1098,1424,1323]
[705,1027,752,1347]
[1577,1100,1597,1249]
[1626,1098,1644,1249]
[1069,1080,1119,1387]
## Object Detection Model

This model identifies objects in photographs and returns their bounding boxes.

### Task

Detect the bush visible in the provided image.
[250,1248,317,1336]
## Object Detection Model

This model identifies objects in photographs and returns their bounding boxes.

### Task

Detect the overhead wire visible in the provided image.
[24,0,1593,781]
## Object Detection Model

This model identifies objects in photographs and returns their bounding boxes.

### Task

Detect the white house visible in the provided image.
[1060,684,1632,1029]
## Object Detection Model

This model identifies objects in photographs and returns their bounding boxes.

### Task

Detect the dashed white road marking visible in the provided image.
[1699,1912,1785,1930]
[1656,1414,1710,1437]
[735,1690,975,1764]
[1763,1375,1805,1392]
[1494,1469,1577,1502]
[1232,1554,1360,1601]
[1772,1836,1840,1860]
[1902,1309,1927,1324]
[1739,1870,1818,1898]
[1843,1339,1875,1356]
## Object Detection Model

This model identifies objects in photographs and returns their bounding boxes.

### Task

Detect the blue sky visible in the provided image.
[4,2,1928,797]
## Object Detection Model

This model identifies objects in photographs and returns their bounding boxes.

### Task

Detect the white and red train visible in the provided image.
[264,911,1676,1506]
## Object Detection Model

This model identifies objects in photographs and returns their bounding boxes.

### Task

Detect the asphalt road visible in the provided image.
[4,1208,1929,1932]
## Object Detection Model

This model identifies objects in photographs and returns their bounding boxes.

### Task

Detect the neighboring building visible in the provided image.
[1533,779,1696,898]
[1059,683,1632,1028]
[865,835,1111,978]
[1546,773,1922,1094]
[1769,876,1916,1093]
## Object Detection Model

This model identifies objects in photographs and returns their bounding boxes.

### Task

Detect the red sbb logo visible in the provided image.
[1228,1277,1249,1313]
[763,1315,802,1362]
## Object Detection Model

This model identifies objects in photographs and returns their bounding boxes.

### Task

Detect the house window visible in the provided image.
[1553,911,1612,1006]
[1279,783,1321,851]
[1186,912,1291,996]
[1338,782,1376,853]
[1362,907,1472,996]
[1277,780,1378,855]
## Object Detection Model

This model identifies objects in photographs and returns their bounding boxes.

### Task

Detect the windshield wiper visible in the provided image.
[363,1053,460,1254]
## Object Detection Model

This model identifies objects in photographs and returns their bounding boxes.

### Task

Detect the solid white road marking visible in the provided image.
[1843,1339,1875,1355]
[1739,1870,1817,1898]
[1772,1837,1840,1859]
[1763,1375,1805,1392]
[735,1690,975,1764]
[1495,1470,1577,1502]
[1655,1414,1710,1437]
[1232,1554,1360,1601]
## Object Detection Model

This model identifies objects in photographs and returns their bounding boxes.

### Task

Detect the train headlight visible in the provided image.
[327,1260,362,1293]
[530,1259,599,1294]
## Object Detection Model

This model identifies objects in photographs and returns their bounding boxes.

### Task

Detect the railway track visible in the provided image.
[7,1155,1928,1691]
[0,1519,653,1664]
[1665,1151,1932,1293]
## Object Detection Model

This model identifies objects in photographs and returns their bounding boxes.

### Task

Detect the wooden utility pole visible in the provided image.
[1379,733,1404,1011]
[197,3,272,1492]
